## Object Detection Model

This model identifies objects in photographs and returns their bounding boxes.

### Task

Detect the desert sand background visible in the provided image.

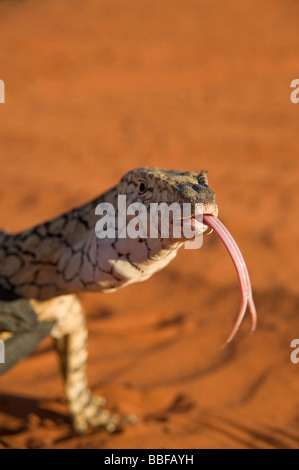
[0,0,299,449]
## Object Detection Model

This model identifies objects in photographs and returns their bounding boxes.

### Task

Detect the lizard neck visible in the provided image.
[0,188,183,301]
[0,189,114,300]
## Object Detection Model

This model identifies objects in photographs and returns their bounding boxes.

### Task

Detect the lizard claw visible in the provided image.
[72,393,137,434]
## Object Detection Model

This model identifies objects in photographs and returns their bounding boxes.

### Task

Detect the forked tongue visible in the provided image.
[203,215,257,344]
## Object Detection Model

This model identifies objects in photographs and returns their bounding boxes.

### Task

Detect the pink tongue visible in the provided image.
[203,215,257,344]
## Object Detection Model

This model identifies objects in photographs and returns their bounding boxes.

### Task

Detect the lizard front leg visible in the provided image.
[35,294,136,434]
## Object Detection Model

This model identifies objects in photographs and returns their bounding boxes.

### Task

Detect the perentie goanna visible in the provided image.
[0,167,256,433]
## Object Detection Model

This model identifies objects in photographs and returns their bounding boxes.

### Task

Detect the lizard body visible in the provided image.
[0,167,217,433]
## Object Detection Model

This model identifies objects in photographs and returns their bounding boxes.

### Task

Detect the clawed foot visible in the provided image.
[71,394,138,434]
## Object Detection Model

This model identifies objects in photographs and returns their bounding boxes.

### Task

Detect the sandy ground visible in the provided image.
[0,0,299,449]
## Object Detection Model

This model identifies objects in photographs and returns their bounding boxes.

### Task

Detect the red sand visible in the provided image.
[0,0,299,449]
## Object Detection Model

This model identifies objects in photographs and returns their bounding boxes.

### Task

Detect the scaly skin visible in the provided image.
[0,167,218,433]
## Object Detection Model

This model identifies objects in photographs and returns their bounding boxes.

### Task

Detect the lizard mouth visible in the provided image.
[170,215,209,236]
[183,205,218,235]
[171,211,217,236]
[189,216,209,234]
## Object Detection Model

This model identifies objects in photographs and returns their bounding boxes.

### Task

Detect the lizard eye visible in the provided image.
[138,180,148,194]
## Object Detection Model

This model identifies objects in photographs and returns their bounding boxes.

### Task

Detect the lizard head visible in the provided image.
[116,167,218,241]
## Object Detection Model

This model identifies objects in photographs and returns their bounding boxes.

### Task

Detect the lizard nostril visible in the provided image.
[191,184,203,192]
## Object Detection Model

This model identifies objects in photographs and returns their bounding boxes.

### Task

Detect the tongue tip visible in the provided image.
[249,299,258,332]
[222,326,256,348]
[223,317,257,347]
[223,330,238,347]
